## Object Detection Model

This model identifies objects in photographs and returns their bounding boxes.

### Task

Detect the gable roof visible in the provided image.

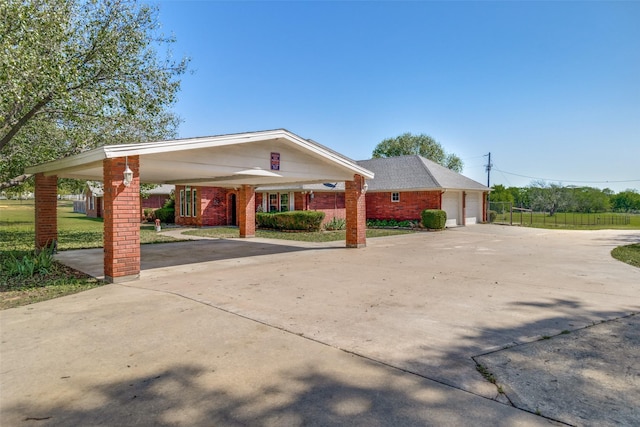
[356,155,489,192]
[26,129,373,187]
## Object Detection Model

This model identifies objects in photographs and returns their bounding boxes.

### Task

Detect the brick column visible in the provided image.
[462,191,467,226]
[34,173,58,251]
[345,174,367,248]
[483,191,488,223]
[238,185,255,238]
[103,156,140,283]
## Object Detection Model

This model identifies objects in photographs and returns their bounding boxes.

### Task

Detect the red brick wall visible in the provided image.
[35,173,58,250]
[103,156,140,281]
[365,191,440,221]
[174,186,236,227]
[309,192,346,225]
[200,187,229,226]
[142,194,169,210]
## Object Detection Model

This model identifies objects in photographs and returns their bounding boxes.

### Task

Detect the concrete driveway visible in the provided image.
[2,225,639,425]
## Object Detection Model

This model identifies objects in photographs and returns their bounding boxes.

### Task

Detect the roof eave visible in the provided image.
[25,147,107,175]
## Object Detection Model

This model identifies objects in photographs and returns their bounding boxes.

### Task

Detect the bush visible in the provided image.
[143,208,156,221]
[154,207,175,224]
[324,217,346,231]
[488,210,497,223]
[366,218,417,228]
[257,211,325,231]
[421,209,447,230]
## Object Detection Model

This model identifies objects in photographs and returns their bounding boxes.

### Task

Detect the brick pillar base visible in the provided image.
[35,173,58,251]
[103,156,140,283]
[345,174,367,248]
[238,185,255,238]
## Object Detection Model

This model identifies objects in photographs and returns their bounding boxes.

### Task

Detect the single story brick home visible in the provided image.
[174,155,489,227]
[84,182,174,218]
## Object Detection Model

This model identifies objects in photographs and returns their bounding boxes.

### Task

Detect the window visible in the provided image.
[180,189,185,217]
[266,193,292,212]
[89,196,95,211]
[185,187,191,217]
[391,192,400,202]
[192,189,197,217]
[269,194,278,212]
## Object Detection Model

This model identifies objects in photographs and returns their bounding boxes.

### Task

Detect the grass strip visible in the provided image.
[611,243,640,268]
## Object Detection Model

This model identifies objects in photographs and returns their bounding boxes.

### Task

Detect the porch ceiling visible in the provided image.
[26,129,374,187]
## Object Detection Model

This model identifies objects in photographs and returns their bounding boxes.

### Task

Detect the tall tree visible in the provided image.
[0,0,188,189]
[489,184,514,213]
[610,190,640,212]
[528,181,569,216]
[371,132,463,173]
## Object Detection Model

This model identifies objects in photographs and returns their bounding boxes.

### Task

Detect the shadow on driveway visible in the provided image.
[55,239,339,279]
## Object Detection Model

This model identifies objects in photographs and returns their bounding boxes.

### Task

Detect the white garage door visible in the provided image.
[442,192,460,227]
[465,192,482,225]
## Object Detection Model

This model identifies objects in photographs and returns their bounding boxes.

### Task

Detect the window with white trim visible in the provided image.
[266,192,293,212]
[391,192,400,202]
[185,188,191,216]
[269,194,278,212]
[192,189,197,217]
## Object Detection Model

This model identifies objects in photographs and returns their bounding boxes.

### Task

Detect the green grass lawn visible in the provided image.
[0,200,183,310]
[0,200,179,252]
[183,226,414,242]
[491,211,640,230]
[611,243,640,268]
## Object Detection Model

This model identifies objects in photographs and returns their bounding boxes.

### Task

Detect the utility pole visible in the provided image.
[485,152,492,188]
[485,152,492,221]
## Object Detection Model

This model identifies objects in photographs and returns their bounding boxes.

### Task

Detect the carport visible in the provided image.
[26,129,374,283]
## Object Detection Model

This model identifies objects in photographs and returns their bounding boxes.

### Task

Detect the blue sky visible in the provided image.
[155,1,639,193]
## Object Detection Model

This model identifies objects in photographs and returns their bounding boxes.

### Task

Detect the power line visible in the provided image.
[493,168,640,185]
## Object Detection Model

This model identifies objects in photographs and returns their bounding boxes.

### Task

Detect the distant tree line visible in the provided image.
[490,182,640,215]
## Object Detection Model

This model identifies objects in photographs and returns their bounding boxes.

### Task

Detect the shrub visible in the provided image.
[488,210,497,223]
[143,208,156,221]
[324,217,346,231]
[366,218,417,228]
[1,242,55,278]
[257,211,325,231]
[163,192,175,209]
[154,207,175,224]
[421,209,447,230]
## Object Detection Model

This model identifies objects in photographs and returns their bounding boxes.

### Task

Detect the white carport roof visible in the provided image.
[26,129,373,187]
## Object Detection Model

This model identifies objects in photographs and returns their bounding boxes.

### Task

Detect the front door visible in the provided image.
[229,194,237,225]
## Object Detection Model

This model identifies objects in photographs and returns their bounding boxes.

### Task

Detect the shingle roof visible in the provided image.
[86,181,104,197]
[356,156,489,192]
[146,184,174,195]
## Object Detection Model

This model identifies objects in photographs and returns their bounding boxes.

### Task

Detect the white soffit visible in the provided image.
[25,129,374,185]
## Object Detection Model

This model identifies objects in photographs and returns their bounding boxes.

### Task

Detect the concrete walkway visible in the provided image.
[2,225,639,425]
